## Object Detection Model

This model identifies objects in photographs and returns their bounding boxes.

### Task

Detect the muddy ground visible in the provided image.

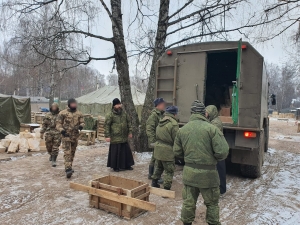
[0,118,300,225]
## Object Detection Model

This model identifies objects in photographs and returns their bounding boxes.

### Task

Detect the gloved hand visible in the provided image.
[78,125,83,131]
[40,133,44,139]
[61,130,68,137]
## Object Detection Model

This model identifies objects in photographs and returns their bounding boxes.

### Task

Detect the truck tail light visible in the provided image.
[242,44,247,49]
[244,131,256,138]
[166,50,172,55]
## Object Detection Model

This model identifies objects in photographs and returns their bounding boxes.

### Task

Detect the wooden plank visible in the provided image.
[70,182,156,212]
[131,183,149,194]
[135,192,150,200]
[149,187,175,199]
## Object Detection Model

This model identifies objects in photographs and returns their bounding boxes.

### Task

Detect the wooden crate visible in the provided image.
[79,130,96,146]
[70,177,175,219]
[88,175,150,219]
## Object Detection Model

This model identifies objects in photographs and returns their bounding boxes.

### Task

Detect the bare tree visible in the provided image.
[1,0,140,151]
[107,73,118,86]
[267,62,296,111]
[130,0,264,151]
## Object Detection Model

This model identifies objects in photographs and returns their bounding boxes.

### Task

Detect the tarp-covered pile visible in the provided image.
[60,86,145,118]
[0,94,31,139]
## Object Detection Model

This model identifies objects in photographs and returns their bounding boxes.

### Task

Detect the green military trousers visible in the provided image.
[181,184,221,225]
[152,160,175,189]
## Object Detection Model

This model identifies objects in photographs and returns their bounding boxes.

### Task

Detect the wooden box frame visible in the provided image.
[89,175,149,219]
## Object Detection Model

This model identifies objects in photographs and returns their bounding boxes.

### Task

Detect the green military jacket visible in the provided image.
[154,113,179,161]
[206,105,223,132]
[40,112,60,134]
[146,108,164,146]
[173,113,229,188]
[104,109,132,144]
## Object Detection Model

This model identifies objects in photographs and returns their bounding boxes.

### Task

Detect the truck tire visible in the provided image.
[264,120,269,152]
[240,130,264,178]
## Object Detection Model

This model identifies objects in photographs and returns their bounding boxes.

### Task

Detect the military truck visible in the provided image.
[155,41,273,178]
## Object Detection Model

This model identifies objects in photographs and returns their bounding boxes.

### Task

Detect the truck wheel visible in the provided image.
[240,164,261,178]
[240,130,264,178]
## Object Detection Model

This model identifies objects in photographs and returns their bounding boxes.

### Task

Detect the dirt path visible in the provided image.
[0,119,300,225]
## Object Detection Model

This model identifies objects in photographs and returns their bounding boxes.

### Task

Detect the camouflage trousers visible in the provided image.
[152,160,175,189]
[45,132,61,156]
[62,138,78,170]
[181,185,220,225]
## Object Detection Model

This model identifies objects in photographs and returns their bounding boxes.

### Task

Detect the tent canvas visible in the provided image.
[59,86,145,118]
[0,94,31,138]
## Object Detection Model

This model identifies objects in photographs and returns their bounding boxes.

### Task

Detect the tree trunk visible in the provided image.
[139,0,170,152]
[110,0,140,152]
[49,60,56,107]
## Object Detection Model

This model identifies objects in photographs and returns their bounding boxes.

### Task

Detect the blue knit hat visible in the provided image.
[166,106,178,115]
[154,98,165,107]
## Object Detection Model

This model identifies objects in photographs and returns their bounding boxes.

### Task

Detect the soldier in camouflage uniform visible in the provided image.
[56,98,85,178]
[206,105,227,195]
[40,102,61,167]
[151,106,179,190]
[146,98,165,179]
[173,100,229,225]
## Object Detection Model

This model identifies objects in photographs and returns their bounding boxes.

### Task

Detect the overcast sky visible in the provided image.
[1,0,297,76]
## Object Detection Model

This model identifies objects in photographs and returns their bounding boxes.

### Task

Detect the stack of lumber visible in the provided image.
[0,129,44,154]
[97,116,105,141]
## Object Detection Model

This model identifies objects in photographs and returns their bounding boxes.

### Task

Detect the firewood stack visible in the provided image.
[97,116,105,141]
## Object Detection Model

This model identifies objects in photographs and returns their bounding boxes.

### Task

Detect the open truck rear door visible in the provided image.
[176,52,207,123]
[232,39,242,124]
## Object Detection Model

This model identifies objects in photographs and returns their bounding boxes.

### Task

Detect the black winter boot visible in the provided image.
[183,223,192,225]
[51,155,57,167]
[151,179,160,188]
[148,165,154,179]
[66,169,73,178]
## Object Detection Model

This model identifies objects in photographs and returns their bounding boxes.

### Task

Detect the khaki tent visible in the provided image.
[0,94,31,138]
[60,86,146,118]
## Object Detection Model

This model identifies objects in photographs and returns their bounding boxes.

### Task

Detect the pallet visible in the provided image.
[31,112,45,123]
[70,175,175,219]
[79,130,96,146]
[97,116,105,141]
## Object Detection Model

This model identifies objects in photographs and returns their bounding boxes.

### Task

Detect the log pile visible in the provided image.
[0,129,44,154]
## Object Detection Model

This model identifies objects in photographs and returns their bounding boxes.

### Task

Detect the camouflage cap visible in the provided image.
[191,100,206,115]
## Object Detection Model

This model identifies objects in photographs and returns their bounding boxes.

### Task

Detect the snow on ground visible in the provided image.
[0,119,300,224]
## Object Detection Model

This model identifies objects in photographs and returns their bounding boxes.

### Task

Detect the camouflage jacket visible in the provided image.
[146,108,164,146]
[206,105,223,132]
[40,112,60,134]
[104,109,132,144]
[173,113,229,188]
[56,109,85,138]
[154,113,179,161]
